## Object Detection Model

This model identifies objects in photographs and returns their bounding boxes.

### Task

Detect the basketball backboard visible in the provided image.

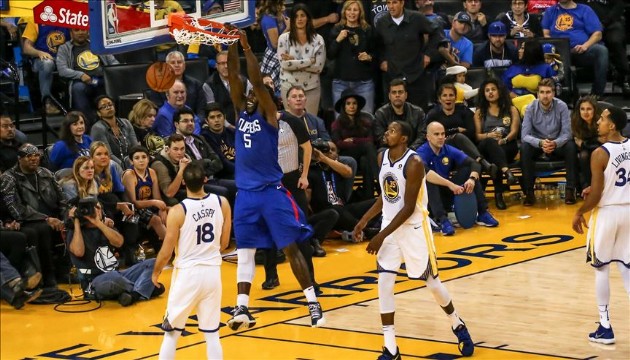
[89,0,255,54]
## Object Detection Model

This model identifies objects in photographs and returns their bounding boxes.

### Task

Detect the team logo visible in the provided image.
[555,14,574,32]
[138,185,152,200]
[94,246,118,273]
[145,134,165,156]
[382,172,400,204]
[441,156,450,166]
[46,31,67,54]
[77,50,100,71]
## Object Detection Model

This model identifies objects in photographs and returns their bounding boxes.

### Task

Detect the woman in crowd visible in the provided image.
[121,146,167,243]
[49,111,92,171]
[499,0,542,39]
[259,0,287,91]
[425,83,498,177]
[277,4,326,115]
[474,79,520,210]
[91,95,139,168]
[59,156,99,201]
[90,141,138,266]
[570,95,602,191]
[331,90,379,200]
[503,39,554,98]
[328,0,375,114]
[128,99,164,157]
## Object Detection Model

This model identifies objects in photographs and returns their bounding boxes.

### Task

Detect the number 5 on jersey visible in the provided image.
[243,133,251,148]
[196,223,215,244]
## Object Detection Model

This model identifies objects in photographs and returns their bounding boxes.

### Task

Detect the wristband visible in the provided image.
[242,46,251,52]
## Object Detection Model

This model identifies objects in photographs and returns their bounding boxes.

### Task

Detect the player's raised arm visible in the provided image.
[238,29,278,127]
[227,39,246,113]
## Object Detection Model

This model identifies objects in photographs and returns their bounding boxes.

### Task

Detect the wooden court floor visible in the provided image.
[1,200,629,360]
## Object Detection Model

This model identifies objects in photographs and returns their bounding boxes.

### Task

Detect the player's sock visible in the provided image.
[204,332,223,360]
[598,304,611,328]
[237,294,249,307]
[383,325,397,355]
[303,286,317,303]
[158,330,181,359]
[439,300,463,329]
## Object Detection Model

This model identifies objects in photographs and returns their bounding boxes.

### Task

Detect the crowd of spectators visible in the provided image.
[1,0,629,305]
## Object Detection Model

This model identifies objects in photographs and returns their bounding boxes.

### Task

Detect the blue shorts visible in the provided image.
[234,184,313,250]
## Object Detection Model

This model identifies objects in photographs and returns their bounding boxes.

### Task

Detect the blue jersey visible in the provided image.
[235,110,283,191]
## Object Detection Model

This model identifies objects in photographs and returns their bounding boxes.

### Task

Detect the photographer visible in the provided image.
[308,140,377,242]
[66,198,163,306]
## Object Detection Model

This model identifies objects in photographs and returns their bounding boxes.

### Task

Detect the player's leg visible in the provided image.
[283,242,325,327]
[197,266,223,360]
[229,191,273,330]
[264,185,325,327]
[376,230,402,359]
[587,207,617,344]
[590,264,615,344]
[226,247,257,331]
[159,268,198,359]
[402,221,474,357]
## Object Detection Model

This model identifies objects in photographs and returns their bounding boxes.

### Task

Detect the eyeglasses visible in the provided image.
[216,61,228,66]
[98,103,114,110]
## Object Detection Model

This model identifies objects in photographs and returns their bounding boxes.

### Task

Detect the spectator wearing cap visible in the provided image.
[443,12,474,68]
[0,143,68,287]
[542,43,565,96]
[461,0,488,42]
[500,0,543,39]
[374,0,445,110]
[442,66,478,105]
[541,0,608,97]
[330,89,379,200]
[472,21,519,69]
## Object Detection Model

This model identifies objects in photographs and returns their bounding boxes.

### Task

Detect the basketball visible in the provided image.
[146,62,176,92]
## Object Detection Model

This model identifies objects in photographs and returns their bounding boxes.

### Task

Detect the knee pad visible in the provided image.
[378,273,396,314]
[236,248,256,284]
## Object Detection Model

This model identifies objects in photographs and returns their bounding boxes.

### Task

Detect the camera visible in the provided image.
[76,197,98,218]
[312,138,330,153]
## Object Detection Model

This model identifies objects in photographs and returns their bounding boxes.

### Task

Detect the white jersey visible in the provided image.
[380,148,427,225]
[598,139,630,207]
[174,194,224,268]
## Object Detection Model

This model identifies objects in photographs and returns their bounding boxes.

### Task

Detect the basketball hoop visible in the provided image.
[168,13,240,46]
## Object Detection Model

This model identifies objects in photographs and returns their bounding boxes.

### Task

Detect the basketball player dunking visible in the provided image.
[152,161,231,359]
[225,28,325,330]
[354,121,474,359]
[572,105,630,345]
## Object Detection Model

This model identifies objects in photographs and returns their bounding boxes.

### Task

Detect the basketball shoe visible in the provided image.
[377,346,401,360]
[588,323,615,344]
[308,302,326,327]
[227,305,256,331]
[453,320,474,356]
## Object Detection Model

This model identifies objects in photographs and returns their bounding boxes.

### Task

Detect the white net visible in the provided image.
[169,17,239,45]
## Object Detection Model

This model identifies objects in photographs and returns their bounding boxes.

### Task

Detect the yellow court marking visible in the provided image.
[2,204,627,359]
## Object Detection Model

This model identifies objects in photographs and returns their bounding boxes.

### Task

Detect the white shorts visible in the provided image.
[164,265,222,332]
[377,218,439,280]
[586,205,630,267]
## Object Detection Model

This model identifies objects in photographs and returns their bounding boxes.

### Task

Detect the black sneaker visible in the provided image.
[118,291,140,307]
[453,320,474,357]
[227,305,256,330]
[377,346,401,360]
[261,277,280,290]
[308,302,325,327]
[151,283,166,298]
